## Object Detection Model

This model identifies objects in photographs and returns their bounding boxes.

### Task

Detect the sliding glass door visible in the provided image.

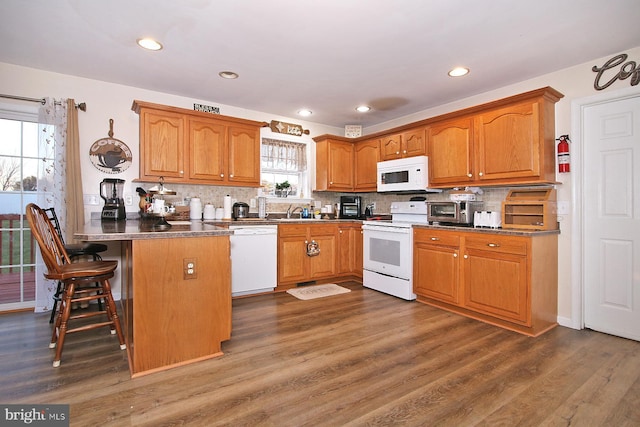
[0,109,47,311]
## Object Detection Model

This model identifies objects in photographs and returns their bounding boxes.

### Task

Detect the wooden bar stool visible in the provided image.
[43,207,108,323]
[26,203,126,367]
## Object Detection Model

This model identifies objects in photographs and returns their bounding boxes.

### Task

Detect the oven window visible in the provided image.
[430,205,456,218]
[381,170,408,184]
[370,237,401,266]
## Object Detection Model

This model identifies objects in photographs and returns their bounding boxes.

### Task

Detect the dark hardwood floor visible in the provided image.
[1,282,639,426]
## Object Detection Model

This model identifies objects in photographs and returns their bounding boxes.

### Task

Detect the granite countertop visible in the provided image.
[75,219,233,241]
[412,223,561,236]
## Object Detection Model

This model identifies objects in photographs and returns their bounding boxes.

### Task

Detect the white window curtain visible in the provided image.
[33,98,67,312]
[261,138,307,172]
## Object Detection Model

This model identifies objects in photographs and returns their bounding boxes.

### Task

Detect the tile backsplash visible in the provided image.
[136,181,530,215]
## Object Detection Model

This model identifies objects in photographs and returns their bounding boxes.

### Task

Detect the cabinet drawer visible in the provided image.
[414,229,460,247]
[309,224,338,237]
[278,224,307,237]
[464,234,528,255]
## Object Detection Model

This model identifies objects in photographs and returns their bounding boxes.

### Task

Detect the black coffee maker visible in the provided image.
[340,195,362,219]
[100,178,126,221]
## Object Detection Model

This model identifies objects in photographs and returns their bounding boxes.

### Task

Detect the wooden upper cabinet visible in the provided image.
[402,128,427,158]
[427,117,474,186]
[140,109,186,180]
[354,138,379,191]
[379,133,402,160]
[428,87,562,187]
[315,138,354,191]
[227,125,261,185]
[475,101,540,182]
[132,100,265,186]
[188,118,225,182]
[379,129,426,161]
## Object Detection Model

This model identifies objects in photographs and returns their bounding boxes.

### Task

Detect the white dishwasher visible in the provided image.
[229,225,278,296]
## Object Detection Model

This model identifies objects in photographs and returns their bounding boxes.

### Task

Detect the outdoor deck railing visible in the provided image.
[0,214,36,305]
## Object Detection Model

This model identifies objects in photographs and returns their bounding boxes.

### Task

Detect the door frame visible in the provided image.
[570,85,640,330]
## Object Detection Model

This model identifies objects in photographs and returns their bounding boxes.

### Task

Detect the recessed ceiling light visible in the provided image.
[297,109,312,117]
[137,38,163,51]
[448,67,470,77]
[218,71,239,79]
[356,105,371,113]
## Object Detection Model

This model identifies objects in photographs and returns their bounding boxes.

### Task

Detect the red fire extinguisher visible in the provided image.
[556,135,571,173]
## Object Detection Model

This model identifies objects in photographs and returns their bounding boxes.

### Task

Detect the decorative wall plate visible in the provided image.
[89,119,132,174]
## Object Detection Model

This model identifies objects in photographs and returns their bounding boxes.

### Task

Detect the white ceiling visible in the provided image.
[1,0,639,128]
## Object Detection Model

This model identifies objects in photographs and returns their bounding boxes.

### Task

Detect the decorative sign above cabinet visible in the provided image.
[592,53,640,90]
[193,103,220,114]
[344,125,362,138]
[269,120,309,136]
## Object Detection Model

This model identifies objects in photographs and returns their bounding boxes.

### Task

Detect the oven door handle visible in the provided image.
[362,225,411,233]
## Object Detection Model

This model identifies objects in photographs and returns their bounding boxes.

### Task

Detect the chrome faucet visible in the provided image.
[287,204,303,218]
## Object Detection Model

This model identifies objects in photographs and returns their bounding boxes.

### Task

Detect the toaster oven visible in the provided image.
[427,201,484,225]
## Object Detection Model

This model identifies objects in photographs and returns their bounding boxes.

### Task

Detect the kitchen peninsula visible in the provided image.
[75,220,232,377]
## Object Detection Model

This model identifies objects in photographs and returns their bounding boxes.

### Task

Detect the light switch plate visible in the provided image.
[557,201,570,215]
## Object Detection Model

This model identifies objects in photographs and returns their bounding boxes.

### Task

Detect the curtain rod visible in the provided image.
[0,94,87,111]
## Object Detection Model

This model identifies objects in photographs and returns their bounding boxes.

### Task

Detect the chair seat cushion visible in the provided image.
[45,260,118,281]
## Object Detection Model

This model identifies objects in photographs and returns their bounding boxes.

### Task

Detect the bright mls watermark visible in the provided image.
[1,405,69,426]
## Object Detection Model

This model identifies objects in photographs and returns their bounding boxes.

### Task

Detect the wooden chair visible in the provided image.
[43,207,108,323]
[26,203,126,367]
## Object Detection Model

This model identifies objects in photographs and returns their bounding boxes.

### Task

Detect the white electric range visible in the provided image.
[361,201,429,300]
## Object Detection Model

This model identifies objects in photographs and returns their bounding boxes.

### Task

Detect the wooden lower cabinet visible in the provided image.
[337,223,363,277]
[414,230,461,304]
[124,236,231,377]
[277,224,337,289]
[413,228,557,336]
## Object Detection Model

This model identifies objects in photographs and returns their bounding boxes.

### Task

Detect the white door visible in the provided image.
[583,94,640,341]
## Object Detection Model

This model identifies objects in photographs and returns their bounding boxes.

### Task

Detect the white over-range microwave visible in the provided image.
[377,155,440,193]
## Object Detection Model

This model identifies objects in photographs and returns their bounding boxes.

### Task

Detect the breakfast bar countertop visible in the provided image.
[74,219,233,241]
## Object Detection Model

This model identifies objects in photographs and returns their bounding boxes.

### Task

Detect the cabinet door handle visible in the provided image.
[396,151,400,155]
[487,243,500,248]
[339,230,343,234]
[478,172,484,177]
[180,170,184,174]
[467,173,473,178]
[430,237,440,241]
[230,174,234,178]
[220,173,224,177]
[453,253,458,258]
[463,254,468,259]
[402,150,407,154]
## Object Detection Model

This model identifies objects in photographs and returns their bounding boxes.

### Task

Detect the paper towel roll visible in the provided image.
[223,195,232,219]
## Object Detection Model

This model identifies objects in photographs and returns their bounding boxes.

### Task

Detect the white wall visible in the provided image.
[2,44,639,322]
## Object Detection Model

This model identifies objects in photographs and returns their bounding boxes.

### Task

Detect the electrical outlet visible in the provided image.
[250,198,256,208]
[84,194,100,205]
[183,258,197,280]
[125,195,133,206]
[371,202,376,209]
